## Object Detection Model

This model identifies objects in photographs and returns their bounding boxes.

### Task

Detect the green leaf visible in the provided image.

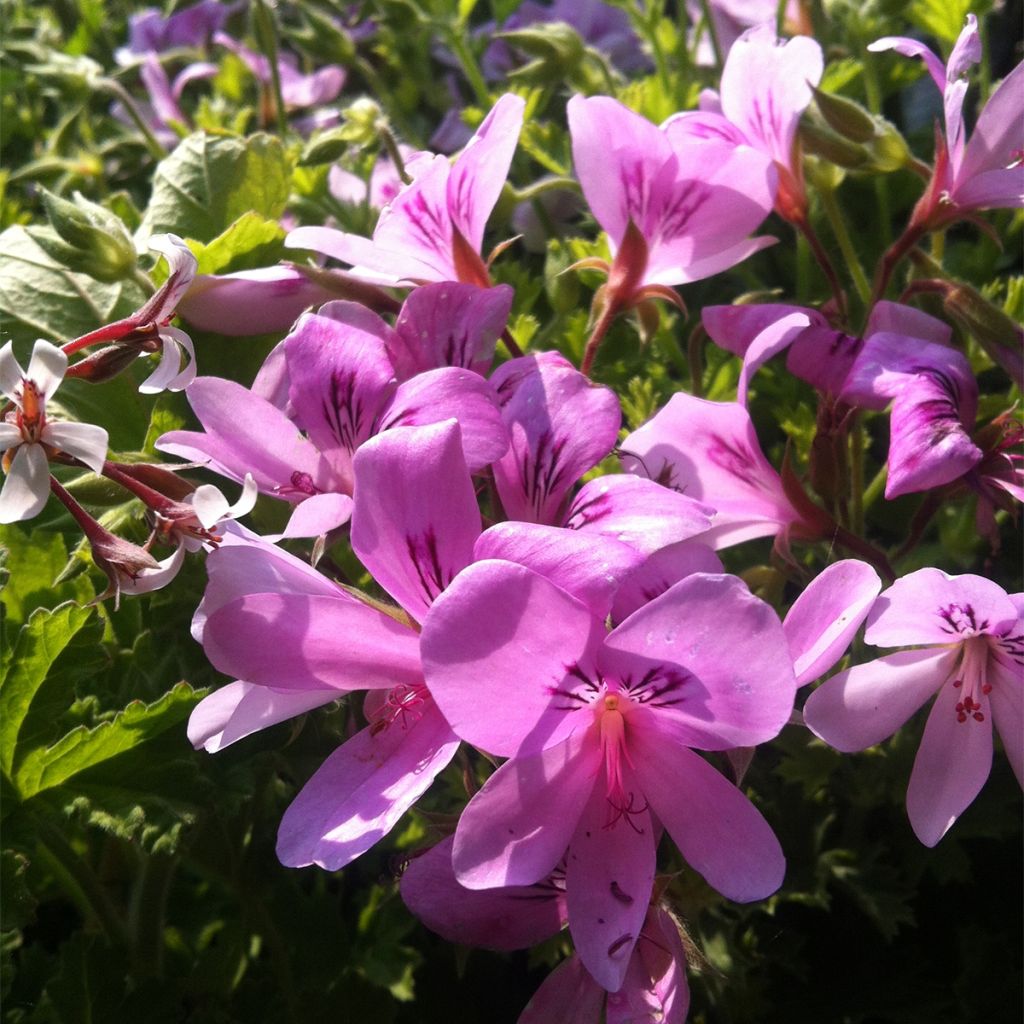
[908,0,991,46]
[0,602,97,784]
[189,211,286,275]
[0,225,146,346]
[0,526,93,633]
[15,682,203,799]
[139,132,293,244]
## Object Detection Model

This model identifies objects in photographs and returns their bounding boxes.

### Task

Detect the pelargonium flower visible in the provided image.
[157,298,508,538]
[0,340,108,523]
[491,353,715,554]
[869,14,1024,228]
[66,234,198,394]
[287,94,525,286]
[116,0,229,63]
[421,563,796,990]
[804,568,1023,846]
[400,837,689,1023]
[566,94,776,309]
[668,24,823,222]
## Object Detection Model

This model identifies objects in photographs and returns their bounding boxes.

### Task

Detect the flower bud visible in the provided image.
[339,98,385,147]
[501,22,585,86]
[36,189,137,283]
[800,120,869,170]
[942,281,1024,388]
[811,86,875,144]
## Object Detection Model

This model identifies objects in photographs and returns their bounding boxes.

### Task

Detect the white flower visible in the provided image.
[0,340,109,523]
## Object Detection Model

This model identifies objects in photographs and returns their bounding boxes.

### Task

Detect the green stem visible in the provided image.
[510,176,581,203]
[253,0,289,139]
[446,29,490,107]
[819,186,871,306]
[645,0,675,96]
[378,124,411,184]
[131,267,156,297]
[860,49,893,246]
[128,853,176,979]
[850,413,866,536]
[32,814,128,945]
[98,78,165,160]
[696,0,723,72]
[862,463,888,513]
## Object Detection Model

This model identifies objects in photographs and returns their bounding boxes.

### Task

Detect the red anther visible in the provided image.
[953,679,963,688]
[957,712,968,722]
[982,684,993,694]
[955,702,965,713]
[973,712,985,722]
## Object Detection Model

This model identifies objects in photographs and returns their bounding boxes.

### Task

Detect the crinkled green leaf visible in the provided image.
[15,681,203,799]
[190,211,286,275]
[139,132,292,244]
[0,225,146,346]
[0,601,98,783]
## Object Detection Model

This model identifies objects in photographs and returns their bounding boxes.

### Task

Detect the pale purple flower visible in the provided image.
[620,393,814,550]
[401,837,689,1020]
[668,24,823,220]
[687,2,806,64]
[116,0,230,64]
[157,299,508,538]
[286,94,526,286]
[0,340,108,523]
[328,144,418,209]
[869,15,1024,225]
[421,564,795,990]
[567,94,776,304]
[213,31,346,111]
[804,569,1023,846]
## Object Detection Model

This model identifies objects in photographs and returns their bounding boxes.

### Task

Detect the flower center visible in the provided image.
[951,635,995,724]
[368,682,430,736]
[16,380,45,443]
[596,690,647,831]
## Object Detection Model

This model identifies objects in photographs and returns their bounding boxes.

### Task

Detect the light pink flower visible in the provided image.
[0,340,108,523]
[286,94,525,286]
[804,569,1023,846]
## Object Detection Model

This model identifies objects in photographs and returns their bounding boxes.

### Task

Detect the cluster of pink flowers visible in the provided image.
[6,10,1020,1019]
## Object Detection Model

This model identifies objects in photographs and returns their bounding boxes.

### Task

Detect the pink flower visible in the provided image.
[0,340,108,523]
[421,563,795,990]
[286,94,525,286]
[804,569,1023,846]
[669,24,823,221]
[566,94,776,308]
[869,15,1024,227]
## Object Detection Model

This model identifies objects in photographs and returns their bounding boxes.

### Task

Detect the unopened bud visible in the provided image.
[108,461,198,502]
[340,98,385,147]
[502,23,585,86]
[64,344,143,384]
[811,87,875,144]
[37,189,136,282]
[865,120,913,173]
[800,120,869,170]
[943,281,1024,388]
[300,127,349,167]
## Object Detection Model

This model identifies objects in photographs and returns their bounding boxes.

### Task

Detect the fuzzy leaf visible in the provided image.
[139,132,292,244]
[190,212,286,275]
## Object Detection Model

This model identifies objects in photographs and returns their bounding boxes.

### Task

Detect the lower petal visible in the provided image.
[277,700,459,869]
[906,680,993,846]
[0,444,49,523]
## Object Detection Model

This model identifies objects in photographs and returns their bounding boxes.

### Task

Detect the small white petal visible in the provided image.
[25,340,69,401]
[0,444,50,523]
[45,422,109,475]
[0,342,25,404]
[163,326,196,391]
[138,339,182,395]
[119,541,187,595]
[146,234,198,318]
[191,483,230,529]
[226,473,258,520]
[0,423,22,452]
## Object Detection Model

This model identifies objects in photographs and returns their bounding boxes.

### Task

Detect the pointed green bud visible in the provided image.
[865,119,913,173]
[800,120,870,169]
[811,86,875,144]
[502,22,585,86]
[339,97,385,147]
[37,190,136,282]
[300,127,350,167]
[942,281,1024,387]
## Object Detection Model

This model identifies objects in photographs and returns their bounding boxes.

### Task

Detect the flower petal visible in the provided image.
[0,444,50,523]
[277,700,459,870]
[518,957,606,1024]
[351,421,480,623]
[803,648,956,752]
[784,560,882,686]
[611,541,724,624]
[906,677,993,846]
[602,573,796,749]
[399,835,566,951]
[202,592,422,692]
[631,732,785,903]
[25,340,68,400]
[44,422,108,475]
[990,659,1023,787]
[422,559,606,757]
[453,727,600,888]
[865,569,1018,647]
[565,765,655,992]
